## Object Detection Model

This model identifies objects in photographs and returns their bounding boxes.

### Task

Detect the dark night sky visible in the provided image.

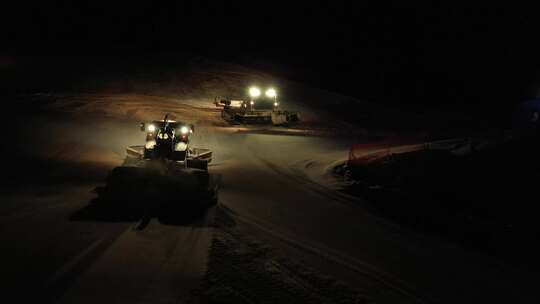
[4,2,540,112]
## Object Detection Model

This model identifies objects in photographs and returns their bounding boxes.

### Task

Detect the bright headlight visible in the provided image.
[266,88,277,98]
[145,140,156,149]
[147,124,156,132]
[175,142,188,151]
[249,87,261,98]
[180,126,189,134]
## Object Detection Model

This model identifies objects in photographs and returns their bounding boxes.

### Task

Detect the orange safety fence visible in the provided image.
[348,138,468,166]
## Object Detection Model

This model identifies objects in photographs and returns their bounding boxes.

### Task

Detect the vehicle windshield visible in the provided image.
[253,98,275,110]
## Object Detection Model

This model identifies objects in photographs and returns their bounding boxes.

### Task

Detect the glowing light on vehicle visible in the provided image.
[145,140,156,149]
[266,88,277,98]
[147,124,156,132]
[175,142,187,151]
[249,87,261,98]
[250,101,254,105]
[180,126,189,134]
[274,102,279,107]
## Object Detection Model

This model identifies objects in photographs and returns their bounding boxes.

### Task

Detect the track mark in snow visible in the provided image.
[218,204,430,304]
[44,238,103,290]
[253,154,404,233]
[42,225,129,303]
[57,208,215,304]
